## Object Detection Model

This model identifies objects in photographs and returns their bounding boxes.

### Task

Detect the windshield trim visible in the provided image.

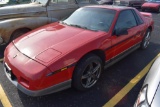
[60,21,98,32]
[62,7,116,32]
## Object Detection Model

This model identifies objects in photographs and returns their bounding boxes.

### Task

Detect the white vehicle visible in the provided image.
[134,55,160,107]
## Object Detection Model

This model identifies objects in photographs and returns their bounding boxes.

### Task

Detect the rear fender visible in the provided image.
[140,12,152,18]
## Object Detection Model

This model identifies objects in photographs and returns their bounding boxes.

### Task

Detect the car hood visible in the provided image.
[13,22,105,64]
[143,56,160,105]
[142,2,160,7]
[0,3,47,20]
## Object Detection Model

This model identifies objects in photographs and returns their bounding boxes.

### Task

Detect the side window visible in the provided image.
[133,10,144,25]
[115,10,137,30]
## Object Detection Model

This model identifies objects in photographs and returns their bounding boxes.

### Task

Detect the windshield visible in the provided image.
[147,0,160,2]
[0,0,31,7]
[62,7,116,32]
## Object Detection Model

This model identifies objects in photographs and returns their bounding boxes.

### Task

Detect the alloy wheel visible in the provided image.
[81,61,101,88]
[143,31,151,48]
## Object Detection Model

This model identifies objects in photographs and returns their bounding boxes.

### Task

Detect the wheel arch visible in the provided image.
[88,49,106,66]
[148,26,152,31]
[9,27,32,42]
[71,49,105,90]
[12,27,31,35]
[82,49,105,64]
[74,49,106,71]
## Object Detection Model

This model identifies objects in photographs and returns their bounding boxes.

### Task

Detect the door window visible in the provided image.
[115,10,137,31]
[132,10,144,25]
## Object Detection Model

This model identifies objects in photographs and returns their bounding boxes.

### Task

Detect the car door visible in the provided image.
[111,9,141,59]
[132,9,146,43]
[47,0,79,20]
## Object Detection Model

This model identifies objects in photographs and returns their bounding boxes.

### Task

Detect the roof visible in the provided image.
[85,5,134,11]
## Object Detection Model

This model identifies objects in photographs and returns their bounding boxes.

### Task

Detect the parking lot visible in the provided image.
[0,10,160,107]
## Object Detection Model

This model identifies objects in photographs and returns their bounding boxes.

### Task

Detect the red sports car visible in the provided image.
[4,5,154,96]
[142,0,160,12]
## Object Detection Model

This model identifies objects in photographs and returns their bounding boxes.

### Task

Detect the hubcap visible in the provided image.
[144,31,151,48]
[81,61,101,88]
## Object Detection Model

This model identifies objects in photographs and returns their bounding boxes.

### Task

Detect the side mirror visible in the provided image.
[114,28,128,36]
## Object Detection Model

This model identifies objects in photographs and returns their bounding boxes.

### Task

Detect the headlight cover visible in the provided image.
[134,85,149,107]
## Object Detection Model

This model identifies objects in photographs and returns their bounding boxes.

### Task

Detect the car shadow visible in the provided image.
[16,41,160,107]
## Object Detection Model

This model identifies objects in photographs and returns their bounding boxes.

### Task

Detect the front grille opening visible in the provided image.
[10,72,16,80]
[4,63,17,81]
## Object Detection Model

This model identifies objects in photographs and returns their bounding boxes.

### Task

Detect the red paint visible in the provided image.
[142,2,160,11]
[4,6,154,92]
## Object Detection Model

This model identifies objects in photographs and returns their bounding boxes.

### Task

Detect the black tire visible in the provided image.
[10,29,30,42]
[140,29,151,49]
[72,54,103,91]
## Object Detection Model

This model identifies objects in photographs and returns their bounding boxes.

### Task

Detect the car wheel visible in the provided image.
[10,28,30,42]
[72,54,103,91]
[140,29,151,49]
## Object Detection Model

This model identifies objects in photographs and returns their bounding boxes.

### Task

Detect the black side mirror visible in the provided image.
[114,28,128,36]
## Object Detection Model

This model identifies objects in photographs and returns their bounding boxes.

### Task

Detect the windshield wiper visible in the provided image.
[69,24,88,29]
[60,22,98,31]
[60,21,69,25]
[70,24,98,31]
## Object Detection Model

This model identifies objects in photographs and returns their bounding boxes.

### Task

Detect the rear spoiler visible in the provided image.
[140,12,152,18]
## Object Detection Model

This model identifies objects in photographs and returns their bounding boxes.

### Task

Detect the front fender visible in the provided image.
[143,55,160,104]
[0,17,58,43]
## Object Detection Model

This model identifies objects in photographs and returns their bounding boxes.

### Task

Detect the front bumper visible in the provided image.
[4,62,71,96]
[3,42,73,96]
